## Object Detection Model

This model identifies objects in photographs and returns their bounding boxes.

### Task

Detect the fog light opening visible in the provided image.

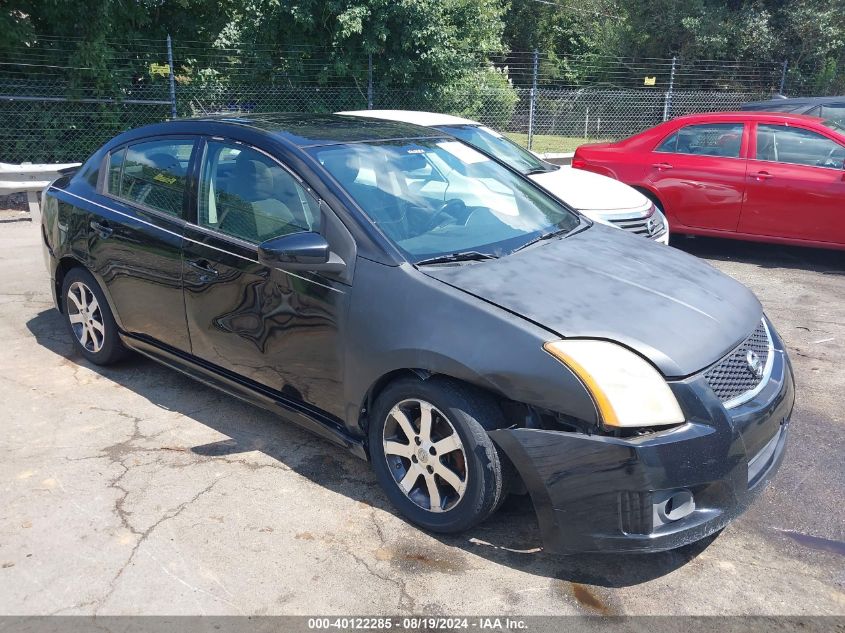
[654,489,695,526]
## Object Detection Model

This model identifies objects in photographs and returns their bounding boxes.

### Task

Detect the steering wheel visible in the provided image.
[427,198,467,231]
[820,146,845,169]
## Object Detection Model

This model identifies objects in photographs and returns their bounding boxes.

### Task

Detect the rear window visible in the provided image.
[819,104,845,126]
[822,119,845,134]
[107,148,125,193]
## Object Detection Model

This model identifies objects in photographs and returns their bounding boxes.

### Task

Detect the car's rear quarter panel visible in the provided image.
[576,141,654,184]
[42,180,94,307]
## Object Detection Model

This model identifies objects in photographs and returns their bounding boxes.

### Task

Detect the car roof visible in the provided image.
[337,110,480,128]
[668,111,826,125]
[190,112,445,147]
[743,95,845,109]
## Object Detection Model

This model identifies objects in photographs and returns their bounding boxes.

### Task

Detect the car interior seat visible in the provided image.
[271,168,313,232]
[322,150,405,236]
[716,133,742,157]
[756,130,777,162]
[676,133,693,154]
[135,151,185,215]
[221,154,294,242]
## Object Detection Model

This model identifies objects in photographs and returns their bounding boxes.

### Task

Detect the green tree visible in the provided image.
[502,0,844,94]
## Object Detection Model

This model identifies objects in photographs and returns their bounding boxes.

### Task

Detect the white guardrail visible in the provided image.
[538,152,575,166]
[0,161,81,225]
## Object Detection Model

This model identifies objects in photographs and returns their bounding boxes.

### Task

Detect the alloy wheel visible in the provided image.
[66,281,105,353]
[382,398,468,513]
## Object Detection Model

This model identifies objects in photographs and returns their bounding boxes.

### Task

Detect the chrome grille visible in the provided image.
[704,320,772,407]
[608,213,667,238]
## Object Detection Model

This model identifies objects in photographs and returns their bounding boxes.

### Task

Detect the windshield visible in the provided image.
[435,125,554,175]
[822,119,845,134]
[312,139,580,262]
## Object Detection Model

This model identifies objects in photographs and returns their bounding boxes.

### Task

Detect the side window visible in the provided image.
[108,139,194,217]
[198,141,321,244]
[756,124,845,169]
[107,148,125,194]
[655,132,678,153]
[659,123,744,158]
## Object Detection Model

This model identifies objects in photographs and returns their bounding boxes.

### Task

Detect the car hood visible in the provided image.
[530,167,650,215]
[421,224,762,377]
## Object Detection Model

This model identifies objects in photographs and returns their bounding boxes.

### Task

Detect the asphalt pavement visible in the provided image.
[0,209,842,615]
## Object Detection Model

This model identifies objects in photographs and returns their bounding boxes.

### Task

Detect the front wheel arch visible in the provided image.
[367,374,514,532]
[359,369,512,449]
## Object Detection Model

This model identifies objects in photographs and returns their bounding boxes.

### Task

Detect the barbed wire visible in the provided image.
[0,53,791,93]
[0,37,839,164]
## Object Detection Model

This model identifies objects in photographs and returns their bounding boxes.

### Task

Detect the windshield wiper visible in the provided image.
[415,251,499,266]
[523,166,555,175]
[512,227,572,253]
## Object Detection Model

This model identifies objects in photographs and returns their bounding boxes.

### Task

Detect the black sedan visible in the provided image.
[742,95,845,123]
[40,114,794,553]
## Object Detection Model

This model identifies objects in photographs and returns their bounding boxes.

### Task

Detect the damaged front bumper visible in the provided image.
[490,341,794,554]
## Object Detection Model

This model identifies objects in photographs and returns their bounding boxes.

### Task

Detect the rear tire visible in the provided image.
[369,376,508,533]
[61,267,127,365]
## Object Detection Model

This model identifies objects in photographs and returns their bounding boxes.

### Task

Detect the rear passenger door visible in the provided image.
[91,136,197,351]
[648,122,748,232]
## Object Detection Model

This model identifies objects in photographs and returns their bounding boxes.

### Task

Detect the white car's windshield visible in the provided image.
[312,139,580,262]
[822,119,845,134]
[436,124,555,175]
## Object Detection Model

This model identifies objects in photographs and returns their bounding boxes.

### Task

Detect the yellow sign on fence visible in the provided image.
[149,63,170,77]
[644,76,656,86]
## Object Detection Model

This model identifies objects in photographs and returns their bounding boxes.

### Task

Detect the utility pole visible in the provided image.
[166,35,177,119]
[528,49,539,151]
[779,60,788,95]
[662,56,676,122]
[368,53,374,110]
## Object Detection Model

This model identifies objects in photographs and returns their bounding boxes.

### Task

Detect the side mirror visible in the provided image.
[258,232,345,273]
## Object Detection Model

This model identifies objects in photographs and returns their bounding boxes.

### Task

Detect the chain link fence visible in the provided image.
[0,80,172,165]
[0,43,832,164]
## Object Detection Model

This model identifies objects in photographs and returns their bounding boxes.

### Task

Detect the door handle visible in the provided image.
[90,220,113,239]
[752,171,773,181]
[187,259,219,278]
[652,162,673,171]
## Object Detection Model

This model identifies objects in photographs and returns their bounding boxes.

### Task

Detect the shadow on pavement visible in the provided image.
[27,307,718,589]
[670,235,845,275]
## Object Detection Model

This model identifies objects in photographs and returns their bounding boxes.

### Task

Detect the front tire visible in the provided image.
[61,267,127,365]
[369,377,507,533]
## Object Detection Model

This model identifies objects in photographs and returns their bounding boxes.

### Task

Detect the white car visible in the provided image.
[338,110,669,243]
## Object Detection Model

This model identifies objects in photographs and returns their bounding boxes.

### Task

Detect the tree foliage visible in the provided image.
[1,0,844,96]
[503,0,845,93]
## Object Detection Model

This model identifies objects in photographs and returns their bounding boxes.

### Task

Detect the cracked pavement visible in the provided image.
[0,211,843,615]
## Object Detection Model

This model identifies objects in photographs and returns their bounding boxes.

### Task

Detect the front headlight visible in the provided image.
[543,339,685,428]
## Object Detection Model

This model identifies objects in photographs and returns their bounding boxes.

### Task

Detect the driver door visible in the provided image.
[739,123,845,245]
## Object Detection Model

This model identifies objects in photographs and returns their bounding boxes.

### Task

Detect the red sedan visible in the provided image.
[573,112,845,250]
